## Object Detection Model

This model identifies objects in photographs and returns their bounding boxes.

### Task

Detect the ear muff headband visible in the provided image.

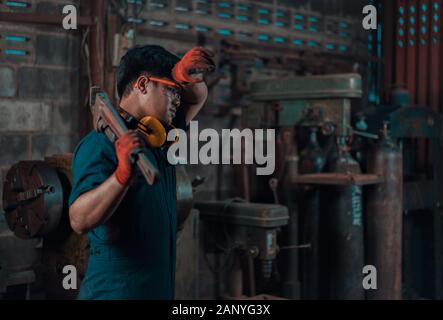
[138,116,167,148]
[119,108,180,148]
[138,117,180,148]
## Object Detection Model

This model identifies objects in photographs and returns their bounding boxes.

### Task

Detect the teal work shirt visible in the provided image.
[69,112,185,300]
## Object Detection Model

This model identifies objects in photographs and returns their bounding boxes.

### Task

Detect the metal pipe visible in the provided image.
[105,13,119,102]
[228,251,243,298]
[90,0,105,88]
[278,127,301,299]
[245,249,256,296]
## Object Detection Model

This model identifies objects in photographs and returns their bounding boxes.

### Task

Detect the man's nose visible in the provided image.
[171,95,181,107]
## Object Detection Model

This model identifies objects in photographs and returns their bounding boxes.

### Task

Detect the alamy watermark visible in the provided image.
[362,265,377,290]
[362,5,378,30]
[167,121,276,176]
[62,265,77,290]
[61,263,378,291]
[62,3,378,31]
[62,5,77,30]
[62,4,377,31]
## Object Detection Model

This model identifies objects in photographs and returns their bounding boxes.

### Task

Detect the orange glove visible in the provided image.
[114,131,143,186]
[172,47,215,84]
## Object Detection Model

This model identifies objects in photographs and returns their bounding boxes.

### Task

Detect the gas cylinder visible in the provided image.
[299,127,326,299]
[325,139,365,300]
[366,124,403,299]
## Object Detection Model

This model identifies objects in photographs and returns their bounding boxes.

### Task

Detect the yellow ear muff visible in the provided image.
[138,116,167,148]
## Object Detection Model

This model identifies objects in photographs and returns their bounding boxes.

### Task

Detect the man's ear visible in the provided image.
[135,76,149,94]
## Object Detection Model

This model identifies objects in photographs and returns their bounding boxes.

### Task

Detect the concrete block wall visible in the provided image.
[0,0,81,215]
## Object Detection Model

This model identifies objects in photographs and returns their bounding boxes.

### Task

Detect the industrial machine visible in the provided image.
[195,199,289,299]
[2,155,87,299]
[243,73,387,300]
[238,73,443,300]
[1,154,197,299]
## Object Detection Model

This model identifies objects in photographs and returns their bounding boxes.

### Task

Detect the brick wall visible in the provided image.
[0,0,81,215]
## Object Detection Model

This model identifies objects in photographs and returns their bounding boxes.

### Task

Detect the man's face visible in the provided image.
[137,76,181,125]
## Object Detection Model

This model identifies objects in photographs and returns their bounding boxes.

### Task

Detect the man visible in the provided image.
[68,45,214,299]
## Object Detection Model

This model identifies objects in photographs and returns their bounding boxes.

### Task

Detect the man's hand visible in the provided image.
[172,47,215,84]
[114,130,143,186]
[173,47,216,124]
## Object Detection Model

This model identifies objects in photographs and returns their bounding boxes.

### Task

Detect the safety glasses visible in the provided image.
[134,76,183,96]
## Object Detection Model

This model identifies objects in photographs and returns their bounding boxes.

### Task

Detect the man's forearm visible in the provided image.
[69,173,128,234]
[182,81,208,125]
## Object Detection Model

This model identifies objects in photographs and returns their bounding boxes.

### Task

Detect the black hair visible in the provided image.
[116,45,180,98]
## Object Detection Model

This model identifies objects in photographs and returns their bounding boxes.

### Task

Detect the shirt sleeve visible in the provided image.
[68,132,117,206]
